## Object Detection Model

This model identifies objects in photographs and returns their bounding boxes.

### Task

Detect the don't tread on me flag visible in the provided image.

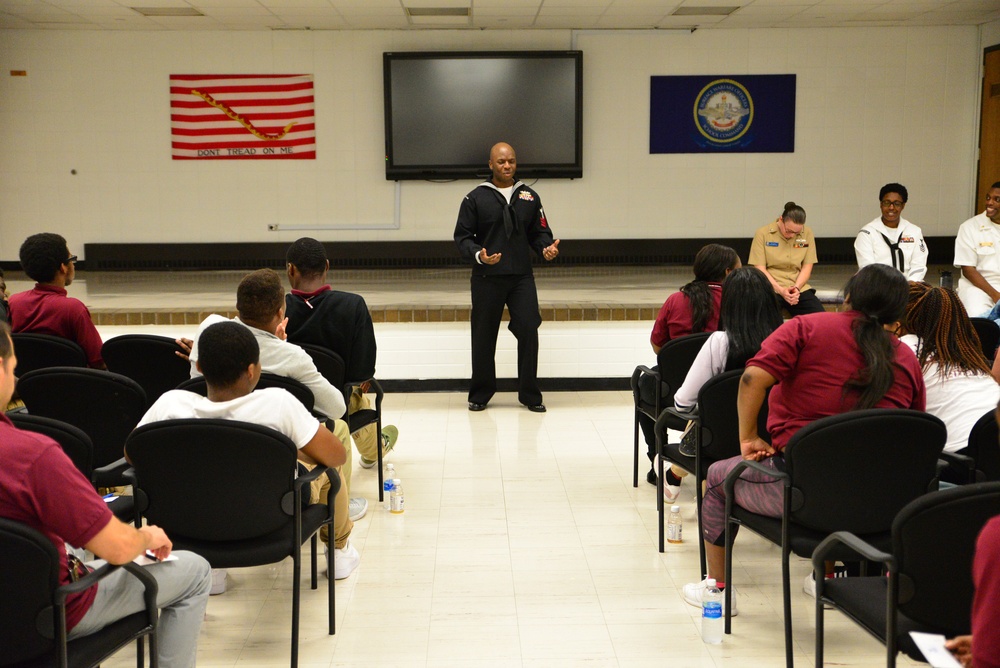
[170,74,316,160]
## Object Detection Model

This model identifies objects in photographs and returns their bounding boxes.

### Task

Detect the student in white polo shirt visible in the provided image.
[855,183,928,281]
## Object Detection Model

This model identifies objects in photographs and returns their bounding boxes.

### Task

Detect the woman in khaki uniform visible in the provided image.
[748,201,824,316]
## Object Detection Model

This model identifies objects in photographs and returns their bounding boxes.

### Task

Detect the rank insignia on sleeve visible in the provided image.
[539,207,548,228]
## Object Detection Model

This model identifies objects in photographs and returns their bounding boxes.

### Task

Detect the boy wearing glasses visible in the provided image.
[8,232,106,368]
[855,183,928,281]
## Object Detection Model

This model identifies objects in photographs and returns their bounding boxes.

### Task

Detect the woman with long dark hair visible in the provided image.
[900,282,999,453]
[682,264,925,615]
[649,244,741,352]
[656,267,783,501]
[638,244,740,485]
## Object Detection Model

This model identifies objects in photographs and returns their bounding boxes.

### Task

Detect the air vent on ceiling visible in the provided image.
[129,7,204,17]
[671,6,739,16]
[405,7,470,18]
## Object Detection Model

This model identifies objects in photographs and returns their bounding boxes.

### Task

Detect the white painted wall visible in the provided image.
[0,26,982,261]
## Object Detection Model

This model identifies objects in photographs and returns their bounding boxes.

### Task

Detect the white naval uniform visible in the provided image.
[955,212,1000,315]
[854,217,928,281]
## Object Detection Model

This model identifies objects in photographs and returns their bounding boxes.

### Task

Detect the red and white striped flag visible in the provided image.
[170,74,316,160]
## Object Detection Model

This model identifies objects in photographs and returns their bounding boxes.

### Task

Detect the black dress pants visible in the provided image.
[469,273,542,406]
[780,288,825,317]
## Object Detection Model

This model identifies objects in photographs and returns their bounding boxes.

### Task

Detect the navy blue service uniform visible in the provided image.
[454,181,555,407]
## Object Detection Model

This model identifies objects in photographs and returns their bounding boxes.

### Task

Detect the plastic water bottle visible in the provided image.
[702,579,723,644]
[389,478,404,514]
[383,463,395,510]
[667,505,683,544]
[940,270,954,290]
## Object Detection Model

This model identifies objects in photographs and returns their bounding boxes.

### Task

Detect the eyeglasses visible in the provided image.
[880,200,905,209]
[65,255,77,265]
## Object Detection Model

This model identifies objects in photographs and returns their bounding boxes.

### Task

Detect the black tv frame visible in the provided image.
[382,50,583,181]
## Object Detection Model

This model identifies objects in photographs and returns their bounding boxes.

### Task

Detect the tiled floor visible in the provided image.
[103,390,921,667]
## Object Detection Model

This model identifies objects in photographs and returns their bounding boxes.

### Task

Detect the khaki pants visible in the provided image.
[308,418,352,548]
[349,387,378,462]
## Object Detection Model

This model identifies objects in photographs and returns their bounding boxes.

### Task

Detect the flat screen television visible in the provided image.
[383,51,583,181]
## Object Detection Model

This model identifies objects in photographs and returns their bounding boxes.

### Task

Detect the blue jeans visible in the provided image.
[69,550,211,668]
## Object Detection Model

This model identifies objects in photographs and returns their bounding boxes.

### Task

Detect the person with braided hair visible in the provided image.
[899,282,999,453]
[682,264,925,613]
[639,244,740,487]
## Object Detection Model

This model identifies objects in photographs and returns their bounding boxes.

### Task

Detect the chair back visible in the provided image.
[11,333,87,376]
[17,367,147,471]
[784,409,946,534]
[177,373,315,414]
[655,332,711,405]
[102,334,191,407]
[9,413,94,477]
[0,518,62,665]
[892,481,1000,634]
[298,343,348,390]
[964,409,1000,482]
[696,369,771,461]
[127,419,300,541]
[970,317,1000,362]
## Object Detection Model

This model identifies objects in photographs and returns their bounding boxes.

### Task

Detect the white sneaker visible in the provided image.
[803,572,834,609]
[331,541,360,580]
[653,455,682,502]
[210,568,228,595]
[349,497,368,522]
[683,578,738,616]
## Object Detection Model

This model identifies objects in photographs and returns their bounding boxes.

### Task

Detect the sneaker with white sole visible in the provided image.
[327,541,360,580]
[653,455,682,502]
[360,425,399,469]
[683,578,738,616]
[210,568,228,595]
[349,497,368,522]
[803,572,835,609]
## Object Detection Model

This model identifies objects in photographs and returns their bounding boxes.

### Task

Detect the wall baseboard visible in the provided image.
[77,237,956,271]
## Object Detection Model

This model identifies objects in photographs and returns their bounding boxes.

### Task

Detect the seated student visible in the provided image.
[683,264,925,615]
[179,269,369,525]
[946,493,1000,666]
[9,233,105,368]
[145,321,353,585]
[284,237,399,469]
[658,267,784,500]
[638,244,740,486]
[899,282,999,453]
[0,321,212,666]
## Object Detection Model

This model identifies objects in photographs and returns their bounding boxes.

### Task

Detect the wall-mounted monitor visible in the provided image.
[383,51,583,181]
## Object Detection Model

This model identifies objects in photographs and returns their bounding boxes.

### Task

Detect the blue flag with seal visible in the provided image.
[650,74,795,153]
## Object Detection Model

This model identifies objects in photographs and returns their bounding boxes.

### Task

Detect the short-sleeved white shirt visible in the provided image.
[137,387,321,450]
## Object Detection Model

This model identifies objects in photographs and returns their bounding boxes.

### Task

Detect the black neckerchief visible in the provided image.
[879,230,905,273]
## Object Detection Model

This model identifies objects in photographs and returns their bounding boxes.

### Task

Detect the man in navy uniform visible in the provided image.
[454,142,561,413]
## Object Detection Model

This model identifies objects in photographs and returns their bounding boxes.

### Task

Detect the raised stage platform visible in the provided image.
[4,264,953,388]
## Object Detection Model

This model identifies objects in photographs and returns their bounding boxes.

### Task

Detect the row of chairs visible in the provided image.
[5,334,378,667]
[630,329,1000,668]
[1,416,337,668]
[13,332,388,500]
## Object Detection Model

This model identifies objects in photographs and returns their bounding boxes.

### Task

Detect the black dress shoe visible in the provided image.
[468,402,488,412]
[646,469,657,486]
[526,404,547,413]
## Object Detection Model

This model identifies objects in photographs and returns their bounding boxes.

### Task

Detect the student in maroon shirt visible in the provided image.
[682,263,925,613]
[638,244,740,487]
[0,321,211,665]
[8,233,105,368]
